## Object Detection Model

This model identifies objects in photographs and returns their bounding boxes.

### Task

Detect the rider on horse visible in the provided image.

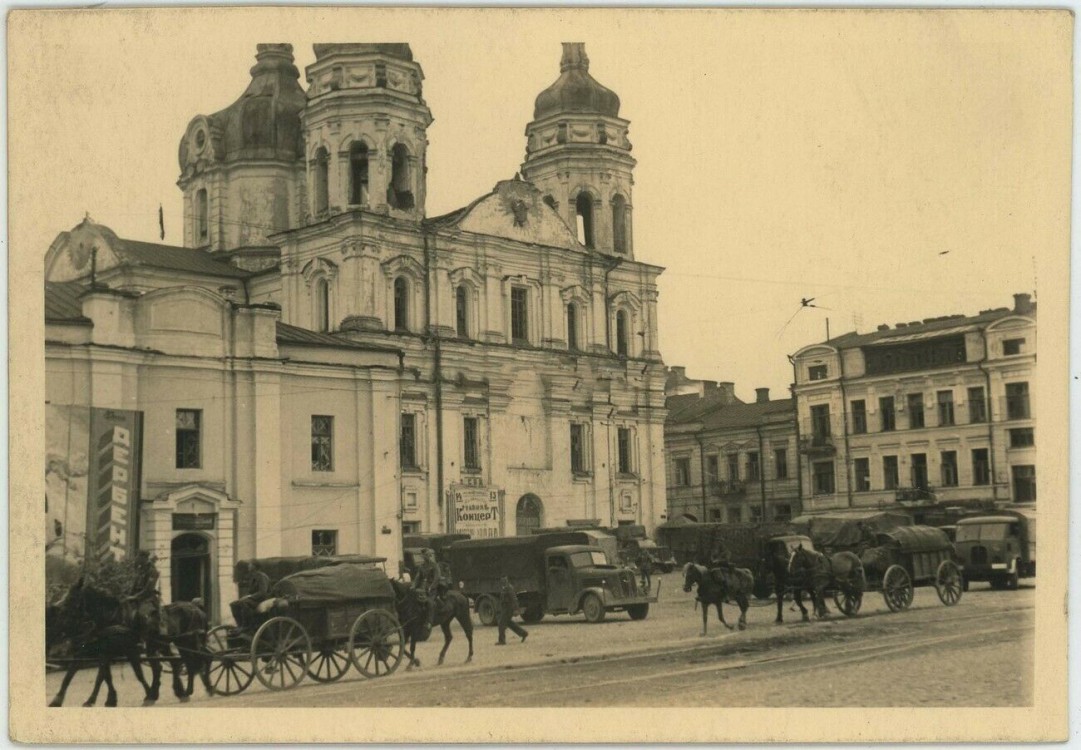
[412,549,447,610]
[127,550,166,636]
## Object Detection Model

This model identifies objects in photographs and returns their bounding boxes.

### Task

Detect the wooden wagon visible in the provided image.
[834,525,963,615]
[204,560,404,695]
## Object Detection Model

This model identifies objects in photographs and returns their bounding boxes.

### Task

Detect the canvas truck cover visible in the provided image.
[790,511,911,550]
[271,563,394,603]
[235,555,385,595]
[876,525,953,554]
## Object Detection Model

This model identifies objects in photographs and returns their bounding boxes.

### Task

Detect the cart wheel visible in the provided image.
[476,596,497,627]
[882,565,914,612]
[935,560,963,606]
[206,625,254,696]
[833,589,863,616]
[349,609,404,678]
[307,639,352,683]
[251,616,311,691]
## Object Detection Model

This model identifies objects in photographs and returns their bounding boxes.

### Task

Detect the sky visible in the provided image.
[10,8,1069,400]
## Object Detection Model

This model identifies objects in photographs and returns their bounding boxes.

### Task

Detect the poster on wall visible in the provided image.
[448,486,503,539]
[45,404,144,564]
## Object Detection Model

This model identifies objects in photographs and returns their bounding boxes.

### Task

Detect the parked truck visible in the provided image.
[446,533,658,625]
[954,509,1036,590]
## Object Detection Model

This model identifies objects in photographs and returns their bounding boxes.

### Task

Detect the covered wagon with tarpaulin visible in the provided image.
[205,559,404,695]
[233,554,386,595]
[836,525,964,615]
[789,511,912,554]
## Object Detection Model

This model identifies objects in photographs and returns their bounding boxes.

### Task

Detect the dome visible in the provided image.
[312,43,414,62]
[183,44,306,167]
[533,43,620,120]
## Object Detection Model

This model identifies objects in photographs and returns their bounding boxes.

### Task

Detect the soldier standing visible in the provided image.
[495,576,528,645]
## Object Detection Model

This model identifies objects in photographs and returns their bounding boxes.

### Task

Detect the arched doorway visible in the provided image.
[515,494,544,536]
[171,533,213,618]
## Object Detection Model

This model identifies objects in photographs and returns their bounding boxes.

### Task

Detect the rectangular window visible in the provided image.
[883,455,899,490]
[937,390,955,426]
[312,530,338,557]
[911,453,928,490]
[1006,382,1030,419]
[854,457,870,492]
[1012,465,1037,503]
[1003,338,1025,355]
[705,455,719,484]
[808,365,828,381]
[311,415,334,472]
[511,287,529,343]
[456,288,469,338]
[812,461,835,495]
[617,428,633,474]
[851,400,867,434]
[879,397,896,432]
[1009,428,1035,448]
[175,409,202,469]
[773,504,793,522]
[463,417,480,471]
[907,393,925,429]
[749,506,763,523]
[570,423,587,474]
[674,457,691,487]
[968,386,987,423]
[727,454,739,481]
[774,449,788,480]
[400,413,417,469]
[746,452,760,481]
[728,506,744,524]
[971,449,990,485]
[940,451,958,487]
[810,404,831,441]
[708,508,722,522]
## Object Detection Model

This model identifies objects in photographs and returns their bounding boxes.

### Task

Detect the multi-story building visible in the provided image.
[664,371,800,524]
[44,42,668,621]
[790,293,1037,513]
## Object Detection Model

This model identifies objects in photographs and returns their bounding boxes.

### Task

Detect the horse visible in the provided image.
[47,579,154,707]
[683,563,754,635]
[140,601,212,703]
[765,542,814,624]
[787,545,865,619]
[391,580,474,669]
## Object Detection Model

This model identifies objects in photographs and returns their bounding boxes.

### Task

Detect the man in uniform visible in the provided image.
[413,549,444,606]
[127,550,166,636]
[230,565,271,630]
[635,548,653,593]
[495,576,528,645]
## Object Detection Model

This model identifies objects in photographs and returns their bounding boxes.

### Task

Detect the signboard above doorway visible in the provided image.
[172,513,217,531]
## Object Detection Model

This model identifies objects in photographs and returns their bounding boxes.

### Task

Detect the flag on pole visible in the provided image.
[158,204,165,240]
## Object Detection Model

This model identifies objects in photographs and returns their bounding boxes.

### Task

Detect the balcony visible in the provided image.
[894,486,938,504]
[799,434,836,457]
[709,480,746,497]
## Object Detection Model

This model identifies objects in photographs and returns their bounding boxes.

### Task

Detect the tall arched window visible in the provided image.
[315,278,330,332]
[195,189,209,243]
[612,194,628,254]
[575,193,594,248]
[388,143,414,209]
[349,142,369,205]
[394,277,409,331]
[313,147,330,215]
[566,303,579,351]
[455,285,469,338]
[615,310,629,356]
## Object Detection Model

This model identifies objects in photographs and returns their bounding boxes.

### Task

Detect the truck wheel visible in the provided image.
[1005,571,1019,590]
[581,593,606,623]
[521,606,545,624]
[476,596,497,627]
[660,564,674,574]
[627,604,649,620]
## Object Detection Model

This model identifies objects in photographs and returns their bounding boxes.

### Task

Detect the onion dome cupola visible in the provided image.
[178,44,307,253]
[302,43,433,221]
[521,43,636,258]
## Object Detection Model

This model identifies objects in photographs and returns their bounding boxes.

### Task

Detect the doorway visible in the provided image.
[171,533,213,618]
[515,494,543,536]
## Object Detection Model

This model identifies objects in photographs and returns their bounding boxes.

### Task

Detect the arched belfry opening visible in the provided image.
[388,143,414,210]
[350,142,370,205]
[575,193,594,248]
[313,147,330,215]
[612,194,628,254]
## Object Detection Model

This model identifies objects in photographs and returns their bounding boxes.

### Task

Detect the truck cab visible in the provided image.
[538,545,655,623]
[954,513,1035,590]
[620,538,677,573]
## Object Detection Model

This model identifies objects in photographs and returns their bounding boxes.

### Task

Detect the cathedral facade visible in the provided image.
[45,43,667,621]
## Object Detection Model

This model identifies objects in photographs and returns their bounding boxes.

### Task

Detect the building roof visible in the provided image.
[45,281,90,323]
[113,237,252,279]
[818,303,1034,351]
[666,389,793,430]
[312,43,414,62]
[533,43,621,120]
[275,322,402,354]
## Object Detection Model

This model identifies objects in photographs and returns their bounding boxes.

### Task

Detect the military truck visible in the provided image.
[446,534,658,625]
[954,509,1036,590]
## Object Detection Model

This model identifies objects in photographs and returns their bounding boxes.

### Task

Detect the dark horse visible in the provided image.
[788,545,865,619]
[141,601,212,703]
[765,541,815,623]
[47,580,154,707]
[683,563,754,635]
[391,580,474,669]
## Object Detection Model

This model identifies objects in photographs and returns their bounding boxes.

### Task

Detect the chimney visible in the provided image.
[755,387,770,404]
[877,324,889,332]
[1013,293,1034,315]
[671,366,686,379]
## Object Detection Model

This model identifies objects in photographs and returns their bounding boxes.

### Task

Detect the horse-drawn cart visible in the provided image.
[205,559,404,695]
[834,525,963,615]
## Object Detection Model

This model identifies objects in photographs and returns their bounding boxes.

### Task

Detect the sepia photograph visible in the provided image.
[8,6,1070,743]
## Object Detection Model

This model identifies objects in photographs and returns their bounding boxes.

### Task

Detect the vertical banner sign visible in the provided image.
[449,486,503,539]
[85,408,144,562]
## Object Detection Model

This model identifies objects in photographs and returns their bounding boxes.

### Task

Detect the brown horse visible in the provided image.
[682,563,754,635]
[391,580,474,668]
[787,545,865,619]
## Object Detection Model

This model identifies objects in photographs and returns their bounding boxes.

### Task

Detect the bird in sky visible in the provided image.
[939,250,950,256]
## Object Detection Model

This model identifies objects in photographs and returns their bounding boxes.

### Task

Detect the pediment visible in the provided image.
[456,179,584,252]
